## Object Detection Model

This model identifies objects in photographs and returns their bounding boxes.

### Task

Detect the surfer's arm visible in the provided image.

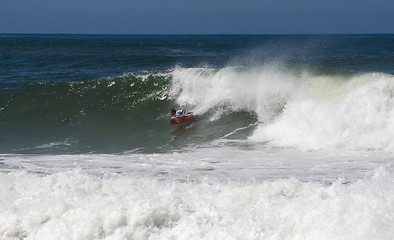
[182,109,186,115]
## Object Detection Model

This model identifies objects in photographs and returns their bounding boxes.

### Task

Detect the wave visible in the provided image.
[1,65,393,153]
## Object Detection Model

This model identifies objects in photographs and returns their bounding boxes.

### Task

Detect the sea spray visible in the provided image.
[170,66,297,122]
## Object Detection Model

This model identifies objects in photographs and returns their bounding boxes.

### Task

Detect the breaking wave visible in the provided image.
[171,66,394,152]
[1,65,393,153]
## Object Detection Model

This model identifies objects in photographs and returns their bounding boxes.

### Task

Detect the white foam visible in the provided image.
[35,141,72,149]
[170,67,394,151]
[252,73,394,151]
[0,166,393,240]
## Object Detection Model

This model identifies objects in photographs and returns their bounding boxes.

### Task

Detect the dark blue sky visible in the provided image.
[1,0,393,34]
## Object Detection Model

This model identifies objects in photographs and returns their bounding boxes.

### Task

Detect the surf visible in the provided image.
[1,164,393,240]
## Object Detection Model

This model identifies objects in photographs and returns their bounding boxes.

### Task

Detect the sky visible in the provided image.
[1,0,393,34]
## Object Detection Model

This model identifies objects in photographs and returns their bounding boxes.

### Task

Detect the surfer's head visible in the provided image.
[171,109,176,115]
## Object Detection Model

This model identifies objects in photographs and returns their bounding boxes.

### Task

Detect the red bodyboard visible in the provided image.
[170,114,195,125]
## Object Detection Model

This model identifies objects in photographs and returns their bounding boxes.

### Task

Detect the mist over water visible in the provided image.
[1,34,394,239]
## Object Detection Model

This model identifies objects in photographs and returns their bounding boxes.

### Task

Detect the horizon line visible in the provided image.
[1,32,394,36]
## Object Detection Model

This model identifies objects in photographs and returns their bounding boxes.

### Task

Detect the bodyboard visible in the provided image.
[170,114,195,125]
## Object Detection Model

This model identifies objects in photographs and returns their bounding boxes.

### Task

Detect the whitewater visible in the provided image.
[0,34,394,239]
[171,66,394,151]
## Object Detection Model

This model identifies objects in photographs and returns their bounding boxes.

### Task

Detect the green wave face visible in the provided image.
[0,72,173,153]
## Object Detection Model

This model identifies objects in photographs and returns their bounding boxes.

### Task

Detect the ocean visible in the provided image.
[0,34,393,239]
